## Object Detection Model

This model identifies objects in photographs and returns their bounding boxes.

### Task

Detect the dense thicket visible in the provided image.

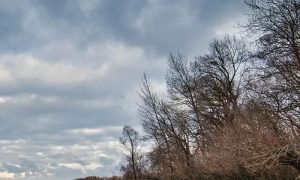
[120,0,300,179]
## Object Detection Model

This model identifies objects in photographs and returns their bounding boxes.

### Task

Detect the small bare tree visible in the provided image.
[120,125,143,180]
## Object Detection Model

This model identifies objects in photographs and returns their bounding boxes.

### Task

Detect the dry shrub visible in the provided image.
[197,109,300,179]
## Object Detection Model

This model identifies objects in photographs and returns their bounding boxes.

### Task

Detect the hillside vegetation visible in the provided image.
[118,0,300,179]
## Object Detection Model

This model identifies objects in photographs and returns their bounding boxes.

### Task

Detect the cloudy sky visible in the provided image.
[0,0,246,179]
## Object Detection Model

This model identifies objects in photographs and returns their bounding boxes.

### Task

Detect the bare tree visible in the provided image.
[139,75,194,178]
[120,125,144,180]
[244,0,300,172]
[166,35,249,149]
[245,0,300,133]
[194,35,249,125]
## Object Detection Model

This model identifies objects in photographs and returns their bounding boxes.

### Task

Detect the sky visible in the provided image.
[0,0,246,179]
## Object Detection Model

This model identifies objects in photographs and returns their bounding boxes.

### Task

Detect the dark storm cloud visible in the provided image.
[75,0,245,55]
[0,0,246,179]
[0,0,245,55]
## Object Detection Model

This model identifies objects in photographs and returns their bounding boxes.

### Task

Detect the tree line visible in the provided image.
[120,0,300,179]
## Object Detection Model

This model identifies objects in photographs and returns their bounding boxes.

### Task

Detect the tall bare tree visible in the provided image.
[244,0,300,171]
[166,36,249,149]
[139,75,193,178]
[245,0,300,133]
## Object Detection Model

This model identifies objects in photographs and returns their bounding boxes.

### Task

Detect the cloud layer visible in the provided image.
[0,0,245,179]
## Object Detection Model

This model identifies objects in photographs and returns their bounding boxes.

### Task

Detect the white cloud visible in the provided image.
[66,126,122,136]
[0,171,16,179]
[67,128,105,136]
[85,163,102,171]
[213,16,247,38]
[59,163,83,170]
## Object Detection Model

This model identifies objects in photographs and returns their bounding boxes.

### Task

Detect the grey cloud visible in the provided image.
[49,166,83,178]
[87,0,246,56]
[1,163,27,174]
[99,156,115,166]
[0,98,134,139]
[0,0,245,56]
